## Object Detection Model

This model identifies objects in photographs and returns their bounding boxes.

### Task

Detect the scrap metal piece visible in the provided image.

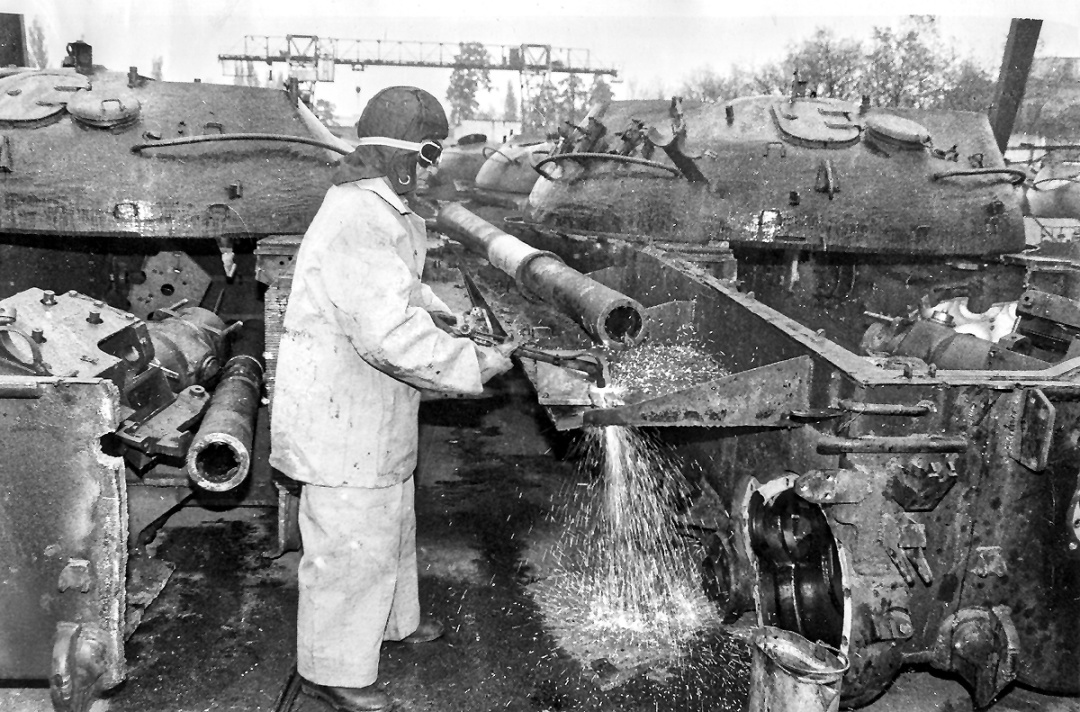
[582,355,811,428]
[1014,388,1055,472]
[0,133,12,172]
[1018,288,1080,324]
[644,103,709,185]
[264,480,302,560]
[128,251,212,320]
[124,555,175,637]
[114,384,211,459]
[795,468,873,505]
[883,512,933,586]
[817,434,968,454]
[0,288,153,385]
[815,158,840,199]
[145,304,229,391]
[0,323,49,374]
[972,546,1008,578]
[886,454,958,511]
[932,606,1020,708]
[898,516,933,585]
[521,351,602,406]
[837,399,933,416]
[871,608,915,642]
[57,560,93,594]
[0,378,126,688]
[757,209,782,242]
[50,622,110,712]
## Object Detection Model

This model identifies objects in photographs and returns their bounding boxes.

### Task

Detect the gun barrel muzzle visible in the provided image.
[186,353,263,492]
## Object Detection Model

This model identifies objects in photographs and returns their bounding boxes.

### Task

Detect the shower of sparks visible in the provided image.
[531,425,724,683]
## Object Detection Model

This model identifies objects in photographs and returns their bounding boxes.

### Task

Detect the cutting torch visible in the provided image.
[434,269,610,389]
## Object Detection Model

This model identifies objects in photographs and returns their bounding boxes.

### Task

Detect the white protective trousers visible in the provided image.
[297,480,418,687]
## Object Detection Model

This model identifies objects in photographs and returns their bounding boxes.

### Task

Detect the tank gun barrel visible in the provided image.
[185,328,264,492]
[435,203,647,346]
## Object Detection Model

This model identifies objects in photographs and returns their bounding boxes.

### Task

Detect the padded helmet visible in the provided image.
[356,86,449,193]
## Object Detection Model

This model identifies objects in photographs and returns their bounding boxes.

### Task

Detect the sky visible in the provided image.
[12,0,1080,123]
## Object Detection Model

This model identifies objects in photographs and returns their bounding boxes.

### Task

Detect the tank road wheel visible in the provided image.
[748,488,845,649]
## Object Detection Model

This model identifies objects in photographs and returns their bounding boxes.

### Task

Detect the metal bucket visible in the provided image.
[747,627,848,712]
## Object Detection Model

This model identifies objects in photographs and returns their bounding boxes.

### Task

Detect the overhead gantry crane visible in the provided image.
[217,34,618,109]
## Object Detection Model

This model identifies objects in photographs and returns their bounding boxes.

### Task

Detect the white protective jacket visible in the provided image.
[270,177,502,488]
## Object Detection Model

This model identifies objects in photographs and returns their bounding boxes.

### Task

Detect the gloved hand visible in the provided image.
[429,311,462,334]
[474,339,517,383]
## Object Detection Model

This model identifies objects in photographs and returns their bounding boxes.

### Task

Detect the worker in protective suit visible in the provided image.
[270,86,515,712]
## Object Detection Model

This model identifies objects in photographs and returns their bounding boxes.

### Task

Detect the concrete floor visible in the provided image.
[4,370,1080,712]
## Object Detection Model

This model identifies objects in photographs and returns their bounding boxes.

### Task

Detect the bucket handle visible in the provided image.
[772,640,849,681]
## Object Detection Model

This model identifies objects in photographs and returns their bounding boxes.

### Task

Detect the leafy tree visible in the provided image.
[28,17,48,69]
[588,74,615,108]
[558,73,586,123]
[681,65,762,101]
[313,99,337,124]
[750,62,792,96]
[503,80,518,121]
[678,15,994,111]
[525,78,560,132]
[781,28,863,99]
[232,60,263,87]
[683,31,860,102]
[863,16,943,108]
[937,56,996,111]
[446,42,492,124]
[1014,59,1080,139]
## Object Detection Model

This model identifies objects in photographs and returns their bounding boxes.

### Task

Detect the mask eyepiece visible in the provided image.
[417,139,442,168]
